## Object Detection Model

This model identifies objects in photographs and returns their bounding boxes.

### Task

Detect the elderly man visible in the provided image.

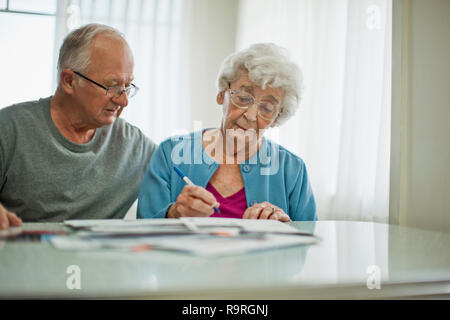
[0,23,157,229]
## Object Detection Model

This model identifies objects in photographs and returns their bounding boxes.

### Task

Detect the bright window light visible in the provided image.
[0,12,55,108]
[8,0,56,14]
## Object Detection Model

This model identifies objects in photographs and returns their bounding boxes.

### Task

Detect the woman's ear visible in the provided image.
[216,91,224,105]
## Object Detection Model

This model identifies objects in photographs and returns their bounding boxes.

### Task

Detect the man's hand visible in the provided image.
[243,201,291,222]
[0,203,22,230]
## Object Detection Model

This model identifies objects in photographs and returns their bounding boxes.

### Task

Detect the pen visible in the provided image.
[173,166,221,213]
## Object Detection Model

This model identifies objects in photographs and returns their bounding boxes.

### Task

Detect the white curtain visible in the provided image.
[54,0,190,144]
[236,0,392,223]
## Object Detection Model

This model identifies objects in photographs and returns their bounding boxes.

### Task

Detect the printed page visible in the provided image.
[180,217,306,233]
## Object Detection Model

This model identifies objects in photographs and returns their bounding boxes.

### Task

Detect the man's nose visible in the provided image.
[113,90,129,107]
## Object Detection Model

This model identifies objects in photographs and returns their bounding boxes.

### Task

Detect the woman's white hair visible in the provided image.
[216,43,303,126]
[57,23,125,78]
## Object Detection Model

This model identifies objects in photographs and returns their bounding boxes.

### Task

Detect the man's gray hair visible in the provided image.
[57,23,125,77]
[216,43,303,126]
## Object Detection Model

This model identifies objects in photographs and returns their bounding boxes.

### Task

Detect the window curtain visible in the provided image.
[236,0,392,222]
[54,0,189,143]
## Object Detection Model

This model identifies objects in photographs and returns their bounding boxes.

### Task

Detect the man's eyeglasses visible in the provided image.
[228,88,281,121]
[73,71,139,99]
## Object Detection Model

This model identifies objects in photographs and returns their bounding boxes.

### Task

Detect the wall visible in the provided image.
[390,0,450,233]
[184,0,239,131]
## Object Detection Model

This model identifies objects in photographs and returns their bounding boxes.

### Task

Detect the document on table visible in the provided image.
[52,217,319,257]
[64,217,308,234]
[64,218,188,234]
[142,233,317,257]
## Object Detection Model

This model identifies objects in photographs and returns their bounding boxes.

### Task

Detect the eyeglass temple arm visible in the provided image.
[73,71,108,90]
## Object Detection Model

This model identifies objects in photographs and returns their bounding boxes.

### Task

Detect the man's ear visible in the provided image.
[216,91,224,105]
[59,69,76,95]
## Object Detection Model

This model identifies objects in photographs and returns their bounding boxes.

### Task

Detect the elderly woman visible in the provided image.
[137,43,316,221]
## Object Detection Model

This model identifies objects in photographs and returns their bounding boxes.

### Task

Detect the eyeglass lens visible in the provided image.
[230,91,278,120]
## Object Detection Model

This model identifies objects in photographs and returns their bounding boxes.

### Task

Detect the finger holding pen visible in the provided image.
[167,185,220,218]
[167,166,220,218]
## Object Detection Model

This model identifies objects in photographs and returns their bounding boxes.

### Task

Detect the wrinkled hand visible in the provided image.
[243,201,291,222]
[167,185,220,218]
[0,202,22,230]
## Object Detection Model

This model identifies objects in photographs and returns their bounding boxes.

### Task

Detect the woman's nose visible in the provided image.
[244,103,258,122]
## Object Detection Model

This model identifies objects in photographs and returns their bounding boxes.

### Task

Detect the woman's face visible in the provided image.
[217,70,285,156]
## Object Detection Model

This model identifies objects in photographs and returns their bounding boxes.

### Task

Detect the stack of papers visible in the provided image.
[51,218,318,257]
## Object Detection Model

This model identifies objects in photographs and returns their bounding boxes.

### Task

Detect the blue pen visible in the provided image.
[173,166,221,213]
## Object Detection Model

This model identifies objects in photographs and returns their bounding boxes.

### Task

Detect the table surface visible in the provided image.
[0,220,449,299]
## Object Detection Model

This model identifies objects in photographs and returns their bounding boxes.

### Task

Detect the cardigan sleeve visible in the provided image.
[137,141,174,219]
[289,159,317,221]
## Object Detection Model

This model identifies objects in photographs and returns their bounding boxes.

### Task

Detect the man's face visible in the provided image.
[72,35,135,128]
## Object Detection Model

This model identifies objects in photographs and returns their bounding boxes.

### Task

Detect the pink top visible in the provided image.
[207,182,247,219]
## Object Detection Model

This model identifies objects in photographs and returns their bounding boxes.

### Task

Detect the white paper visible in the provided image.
[153,234,318,257]
[64,218,180,228]
[180,217,303,233]
[53,217,319,257]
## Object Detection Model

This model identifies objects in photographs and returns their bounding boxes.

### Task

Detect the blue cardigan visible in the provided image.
[137,130,317,221]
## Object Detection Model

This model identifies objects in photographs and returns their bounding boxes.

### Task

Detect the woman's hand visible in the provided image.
[167,185,220,218]
[242,201,291,222]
